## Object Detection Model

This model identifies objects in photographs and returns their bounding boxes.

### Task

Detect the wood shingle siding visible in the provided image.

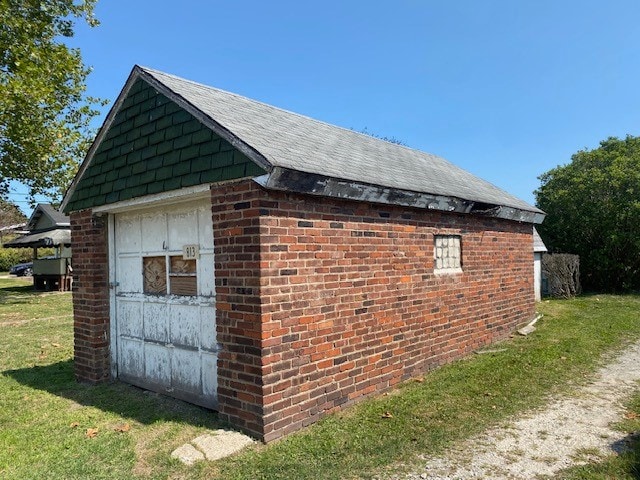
[65,79,265,212]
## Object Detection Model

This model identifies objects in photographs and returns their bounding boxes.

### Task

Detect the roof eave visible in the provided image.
[3,228,72,248]
[255,167,546,224]
[60,68,143,213]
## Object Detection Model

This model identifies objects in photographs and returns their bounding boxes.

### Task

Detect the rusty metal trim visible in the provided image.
[254,167,545,224]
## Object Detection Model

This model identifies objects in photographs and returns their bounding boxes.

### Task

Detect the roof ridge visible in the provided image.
[138,66,439,158]
[138,66,542,218]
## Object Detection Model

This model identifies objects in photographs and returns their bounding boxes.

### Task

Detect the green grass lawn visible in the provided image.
[1,275,639,479]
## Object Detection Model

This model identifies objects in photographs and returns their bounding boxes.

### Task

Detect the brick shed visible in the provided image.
[61,65,545,442]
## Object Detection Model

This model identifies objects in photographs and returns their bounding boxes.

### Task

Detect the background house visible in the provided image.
[62,66,545,442]
[4,204,72,291]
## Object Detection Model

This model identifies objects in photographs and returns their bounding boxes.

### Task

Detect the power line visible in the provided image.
[9,191,52,197]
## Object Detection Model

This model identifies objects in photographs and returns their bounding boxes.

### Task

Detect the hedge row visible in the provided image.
[0,248,33,272]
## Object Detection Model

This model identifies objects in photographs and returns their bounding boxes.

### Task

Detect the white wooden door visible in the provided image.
[112,200,218,408]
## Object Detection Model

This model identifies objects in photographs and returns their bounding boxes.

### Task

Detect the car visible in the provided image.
[9,262,33,277]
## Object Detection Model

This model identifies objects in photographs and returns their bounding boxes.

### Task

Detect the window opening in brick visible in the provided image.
[143,256,167,294]
[434,235,462,273]
[169,256,197,296]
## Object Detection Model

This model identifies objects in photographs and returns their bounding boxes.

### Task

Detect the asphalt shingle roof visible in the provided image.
[32,204,70,227]
[4,228,71,248]
[141,67,542,216]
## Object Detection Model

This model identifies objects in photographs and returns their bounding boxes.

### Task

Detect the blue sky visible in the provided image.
[10,0,640,214]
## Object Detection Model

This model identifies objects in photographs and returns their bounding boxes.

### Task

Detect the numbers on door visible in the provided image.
[182,244,199,260]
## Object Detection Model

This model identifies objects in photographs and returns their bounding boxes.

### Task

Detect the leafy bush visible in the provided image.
[536,135,640,291]
[0,248,32,272]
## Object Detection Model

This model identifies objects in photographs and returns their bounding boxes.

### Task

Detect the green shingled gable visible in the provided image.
[65,79,266,212]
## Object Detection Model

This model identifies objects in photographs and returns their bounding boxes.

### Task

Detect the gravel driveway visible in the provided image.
[394,339,640,479]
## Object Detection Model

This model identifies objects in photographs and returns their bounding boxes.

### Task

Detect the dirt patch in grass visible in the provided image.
[132,423,173,477]
[395,340,640,479]
[543,389,640,479]
[0,314,73,327]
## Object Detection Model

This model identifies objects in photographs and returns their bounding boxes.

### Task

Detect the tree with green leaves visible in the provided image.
[535,135,640,292]
[0,198,26,246]
[0,197,26,227]
[0,0,105,205]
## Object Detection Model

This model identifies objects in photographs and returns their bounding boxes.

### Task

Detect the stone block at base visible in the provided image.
[192,430,255,461]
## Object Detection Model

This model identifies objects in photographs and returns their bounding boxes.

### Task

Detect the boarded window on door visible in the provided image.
[143,256,167,294]
[169,256,197,296]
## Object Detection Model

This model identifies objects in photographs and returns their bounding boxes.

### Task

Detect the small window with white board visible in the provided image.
[434,235,462,274]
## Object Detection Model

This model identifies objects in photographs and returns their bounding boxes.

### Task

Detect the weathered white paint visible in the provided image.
[108,214,118,379]
[111,199,217,408]
[92,184,211,214]
[533,228,547,302]
[534,252,543,301]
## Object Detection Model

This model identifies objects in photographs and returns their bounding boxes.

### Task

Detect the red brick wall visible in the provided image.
[70,180,534,441]
[210,180,535,442]
[211,181,265,435]
[70,210,111,383]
